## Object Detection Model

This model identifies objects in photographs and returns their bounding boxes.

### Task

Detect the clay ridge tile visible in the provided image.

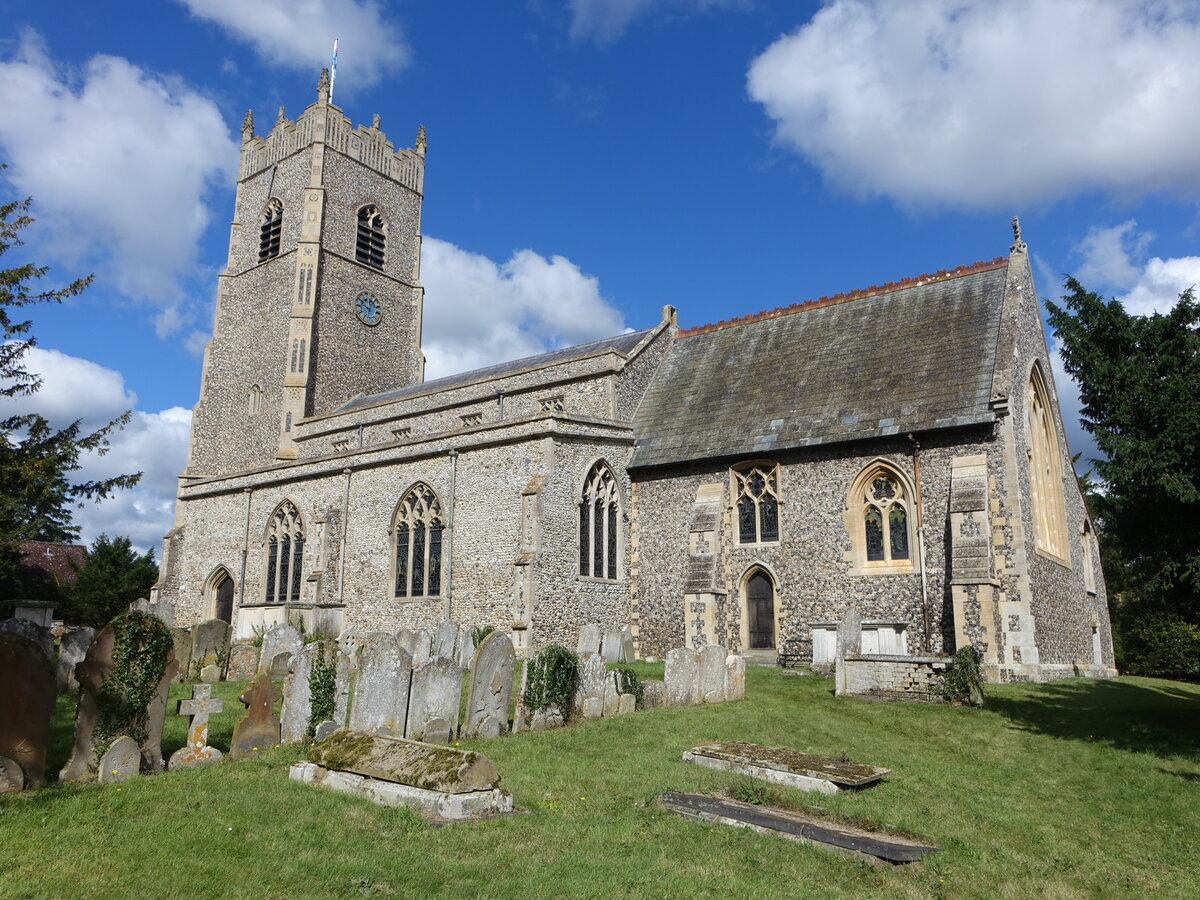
[677,256,1009,338]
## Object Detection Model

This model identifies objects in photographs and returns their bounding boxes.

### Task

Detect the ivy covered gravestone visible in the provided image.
[60,611,177,782]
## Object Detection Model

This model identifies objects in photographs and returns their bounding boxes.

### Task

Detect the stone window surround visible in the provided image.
[258,197,283,262]
[1082,520,1097,595]
[843,458,918,576]
[390,481,446,600]
[577,458,623,582]
[203,565,237,621]
[262,498,305,605]
[735,563,782,653]
[1026,361,1070,565]
[355,203,387,270]
[729,460,782,547]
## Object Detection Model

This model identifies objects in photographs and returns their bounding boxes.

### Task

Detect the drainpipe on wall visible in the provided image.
[337,468,352,606]
[445,448,458,618]
[909,434,932,652]
[496,390,505,419]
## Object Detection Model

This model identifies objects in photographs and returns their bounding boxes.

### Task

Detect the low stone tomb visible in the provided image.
[168,684,224,770]
[293,729,513,820]
[230,673,281,759]
[0,632,55,788]
[258,623,302,676]
[658,792,936,865]
[349,637,412,737]
[405,658,462,743]
[463,632,514,739]
[0,617,53,658]
[190,618,231,679]
[682,741,890,795]
[226,644,259,681]
[56,626,95,694]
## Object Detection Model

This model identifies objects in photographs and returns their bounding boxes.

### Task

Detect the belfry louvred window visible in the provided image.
[579,462,619,579]
[264,500,304,604]
[393,483,444,597]
[356,205,386,269]
[734,463,780,544]
[259,199,283,262]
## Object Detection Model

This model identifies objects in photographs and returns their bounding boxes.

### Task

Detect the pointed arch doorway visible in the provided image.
[743,568,777,651]
[208,569,236,624]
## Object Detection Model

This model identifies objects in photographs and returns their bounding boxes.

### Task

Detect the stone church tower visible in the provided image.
[186,69,427,476]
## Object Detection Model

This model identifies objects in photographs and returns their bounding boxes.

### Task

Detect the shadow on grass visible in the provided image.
[987,677,1200,759]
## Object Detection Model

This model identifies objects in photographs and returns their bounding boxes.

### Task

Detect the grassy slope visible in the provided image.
[2,669,1198,900]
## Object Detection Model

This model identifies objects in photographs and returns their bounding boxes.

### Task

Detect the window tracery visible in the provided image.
[579,461,619,579]
[733,463,780,544]
[264,500,304,604]
[393,483,444,597]
[356,205,386,269]
[846,462,915,572]
[259,199,283,262]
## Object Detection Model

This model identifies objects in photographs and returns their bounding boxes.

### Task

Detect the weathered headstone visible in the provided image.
[699,644,727,704]
[405,657,463,743]
[97,736,140,784]
[600,626,623,663]
[230,673,281,759]
[313,720,339,742]
[0,632,55,788]
[602,670,620,717]
[664,647,702,707]
[200,663,223,683]
[55,626,95,694]
[725,654,746,701]
[129,598,152,614]
[511,660,529,733]
[456,625,475,669]
[411,629,433,667]
[620,626,635,663]
[0,755,24,792]
[142,652,179,773]
[463,632,515,739]
[433,620,458,660]
[529,706,564,732]
[168,683,224,770]
[572,652,606,720]
[577,623,602,656]
[0,617,53,658]
[396,628,418,657]
[268,652,293,679]
[617,693,637,715]
[190,618,231,678]
[281,640,335,743]
[349,637,412,736]
[641,680,665,709]
[835,608,863,696]
[335,649,353,726]
[226,644,259,681]
[259,623,303,674]
[170,627,192,683]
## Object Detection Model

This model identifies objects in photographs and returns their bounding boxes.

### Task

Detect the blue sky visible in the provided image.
[1,0,1198,550]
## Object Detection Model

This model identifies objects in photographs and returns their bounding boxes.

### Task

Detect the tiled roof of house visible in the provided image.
[18,541,85,583]
[629,259,1010,469]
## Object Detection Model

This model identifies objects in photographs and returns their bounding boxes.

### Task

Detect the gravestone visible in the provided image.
[190,618,231,678]
[396,628,418,656]
[405,657,462,743]
[463,632,515,739]
[456,625,475,668]
[129,598,152,614]
[0,755,24,792]
[699,644,727,703]
[600,626,623,663]
[433,620,458,660]
[0,617,53,658]
[55,626,95,694]
[835,608,863,696]
[200,664,223,683]
[664,647,702,707]
[168,683,224,769]
[641,680,665,709]
[267,652,293,679]
[617,693,637,715]
[337,628,359,661]
[335,649,353,726]
[725,654,746,701]
[170,627,192,683]
[259,624,303,674]
[572,652,606,720]
[97,736,140,784]
[620,626,635,663]
[0,632,55,788]
[226,644,259,681]
[230,673,281,759]
[313,720,339,742]
[529,706,564,732]
[411,629,433,667]
[511,660,529,733]
[281,640,335,743]
[577,623,602,656]
[349,637,412,737]
[602,670,620,717]
[142,652,179,773]
[359,631,393,656]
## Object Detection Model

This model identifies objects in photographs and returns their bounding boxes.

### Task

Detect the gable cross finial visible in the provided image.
[1010,215,1027,254]
[317,66,331,99]
[241,109,254,142]
[372,113,381,130]
[276,106,286,126]
[415,124,427,156]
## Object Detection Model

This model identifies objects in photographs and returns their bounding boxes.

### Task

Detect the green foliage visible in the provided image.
[941,645,985,706]
[1113,609,1200,680]
[93,611,173,758]
[251,623,266,648]
[307,644,337,738]
[730,775,771,805]
[65,533,158,627]
[1046,279,1200,636]
[0,192,139,597]
[471,624,495,649]
[607,663,644,707]
[523,644,579,713]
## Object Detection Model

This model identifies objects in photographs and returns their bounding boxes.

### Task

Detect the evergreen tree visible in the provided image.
[66,534,158,626]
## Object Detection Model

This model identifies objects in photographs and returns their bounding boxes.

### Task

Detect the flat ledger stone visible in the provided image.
[683,741,890,790]
[308,729,500,794]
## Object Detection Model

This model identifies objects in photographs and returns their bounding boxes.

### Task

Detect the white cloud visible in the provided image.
[0,32,237,333]
[178,0,409,91]
[1072,220,1200,315]
[568,0,745,43]
[0,347,190,553]
[1118,255,1200,317]
[747,0,1200,208]
[420,237,628,380]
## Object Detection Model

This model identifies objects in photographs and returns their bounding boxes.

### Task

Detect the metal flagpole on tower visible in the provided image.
[330,38,339,101]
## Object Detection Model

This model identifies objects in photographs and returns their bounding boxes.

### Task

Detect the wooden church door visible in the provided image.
[747,571,775,650]
[215,575,234,624]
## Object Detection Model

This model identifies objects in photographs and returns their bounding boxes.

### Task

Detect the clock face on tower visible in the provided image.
[355,291,383,326]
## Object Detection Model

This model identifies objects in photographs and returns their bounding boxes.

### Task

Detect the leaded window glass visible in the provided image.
[733,463,781,544]
[264,500,304,603]
[259,199,283,262]
[857,468,912,566]
[580,461,619,579]
[393,483,443,597]
[356,205,386,269]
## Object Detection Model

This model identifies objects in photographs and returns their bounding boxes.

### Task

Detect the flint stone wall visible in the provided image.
[839,655,950,701]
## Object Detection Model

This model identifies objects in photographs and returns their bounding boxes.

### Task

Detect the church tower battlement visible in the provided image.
[186,69,427,478]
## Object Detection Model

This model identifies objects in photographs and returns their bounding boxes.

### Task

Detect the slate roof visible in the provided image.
[628,260,1009,470]
[339,327,654,413]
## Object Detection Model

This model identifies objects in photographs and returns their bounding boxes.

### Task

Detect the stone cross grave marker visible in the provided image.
[230,673,281,759]
[169,683,224,769]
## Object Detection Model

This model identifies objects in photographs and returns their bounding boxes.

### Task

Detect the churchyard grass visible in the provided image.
[3,668,1198,899]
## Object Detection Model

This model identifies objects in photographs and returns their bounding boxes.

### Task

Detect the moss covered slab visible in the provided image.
[684,741,889,789]
[307,729,499,794]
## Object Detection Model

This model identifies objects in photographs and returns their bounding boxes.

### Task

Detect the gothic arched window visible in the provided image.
[259,198,283,262]
[248,384,262,415]
[264,500,304,604]
[393,483,444,597]
[847,462,915,572]
[579,461,619,579]
[356,205,386,269]
[1028,364,1069,559]
[733,463,780,544]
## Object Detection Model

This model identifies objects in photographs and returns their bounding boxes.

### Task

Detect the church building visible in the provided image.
[153,73,1115,682]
